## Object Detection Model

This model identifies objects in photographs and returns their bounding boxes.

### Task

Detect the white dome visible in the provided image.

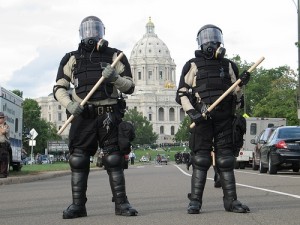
[130,18,171,60]
[129,17,176,91]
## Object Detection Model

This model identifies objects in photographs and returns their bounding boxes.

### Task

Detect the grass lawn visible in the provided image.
[9,146,189,176]
[9,162,71,176]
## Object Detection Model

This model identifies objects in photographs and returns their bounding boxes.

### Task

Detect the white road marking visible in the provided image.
[234,169,300,179]
[174,165,300,199]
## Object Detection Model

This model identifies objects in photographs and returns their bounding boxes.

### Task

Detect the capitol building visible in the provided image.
[36,18,185,145]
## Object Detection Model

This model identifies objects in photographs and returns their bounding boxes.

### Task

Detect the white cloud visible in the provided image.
[0,0,298,98]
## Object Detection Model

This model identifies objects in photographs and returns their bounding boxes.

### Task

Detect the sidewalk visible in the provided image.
[0,167,100,186]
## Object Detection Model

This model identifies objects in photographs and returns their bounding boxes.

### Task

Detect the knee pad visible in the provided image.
[193,154,211,170]
[103,153,123,171]
[69,149,90,172]
[216,155,235,172]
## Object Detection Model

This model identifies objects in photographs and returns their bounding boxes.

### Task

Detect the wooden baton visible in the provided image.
[190,56,265,129]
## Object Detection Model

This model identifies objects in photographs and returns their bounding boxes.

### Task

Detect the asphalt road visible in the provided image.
[0,163,300,225]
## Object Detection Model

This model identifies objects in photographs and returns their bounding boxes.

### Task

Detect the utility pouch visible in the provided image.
[232,114,246,157]
[118,121,135,155]
[82,104,96,119]
[117,97,126,118]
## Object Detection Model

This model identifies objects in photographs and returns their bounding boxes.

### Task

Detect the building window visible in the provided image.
[148,71,152,80]
[15,118,19,133]
[138,71,141,80]
[149,114,152,121]
[58,112,62,121]
[159,71,163,79]
[250,123,257,135]
[171,126,175,135]
[134,106,137,110]
[169,108,175,121]
[158,107,164,121]
[160,126,164,134]
[58,105,61,110]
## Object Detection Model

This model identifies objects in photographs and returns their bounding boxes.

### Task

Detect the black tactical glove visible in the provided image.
[102,64,119,82]
[66,102,83,117]
[186,152,194,171]
[238,70,250,87]
[187,109,205,125]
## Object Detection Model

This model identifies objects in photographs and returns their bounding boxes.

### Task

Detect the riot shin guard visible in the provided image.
[63,171,89,219]
[108,169,138,216]
[63,150,90,219]
[187,169,207,214]
[220,171,250,213]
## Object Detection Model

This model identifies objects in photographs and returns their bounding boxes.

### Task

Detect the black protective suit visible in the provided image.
[176,49,249,214]
[54,33,137,218]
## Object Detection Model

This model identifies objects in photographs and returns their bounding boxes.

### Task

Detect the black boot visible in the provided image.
[63,171,89,219]
[187,169,207,214]
[108,169,138,216]
[220,171,250,213]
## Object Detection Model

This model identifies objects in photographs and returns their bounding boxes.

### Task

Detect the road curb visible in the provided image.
[0,167,101,186]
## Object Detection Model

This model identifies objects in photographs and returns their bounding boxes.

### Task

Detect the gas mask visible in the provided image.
[202,42,226,60]
[96,39,108,52]
[81,38,108,52]
[82,38,97,49]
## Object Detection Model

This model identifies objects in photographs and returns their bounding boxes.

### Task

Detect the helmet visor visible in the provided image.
[79,20,105,40]
[197,27,223,46]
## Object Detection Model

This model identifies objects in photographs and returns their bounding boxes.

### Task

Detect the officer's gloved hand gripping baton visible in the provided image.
[190,56,265,129]
[57,52,124,135]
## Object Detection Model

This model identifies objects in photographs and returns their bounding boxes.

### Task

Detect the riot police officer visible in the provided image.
[53,16,137,219]
[176,24,250,214]
[0,112,10,178]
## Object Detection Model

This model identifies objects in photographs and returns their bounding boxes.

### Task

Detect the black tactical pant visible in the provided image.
[0,145,9,178]
[188,106,239,211]
[69,110,121,156]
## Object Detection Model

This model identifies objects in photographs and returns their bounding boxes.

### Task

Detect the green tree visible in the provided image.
[229,56,298,125]
[174,116,191,142]
[252,73,298,125]
[11,89,23,98]
[23,98,61,154]
[123,108,158,145]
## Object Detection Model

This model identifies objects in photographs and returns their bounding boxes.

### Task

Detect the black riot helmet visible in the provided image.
[79,16,105,48]
[196,24,226,59]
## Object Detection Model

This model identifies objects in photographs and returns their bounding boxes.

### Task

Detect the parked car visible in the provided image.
[250,127,277,170]
[24,157,35,165]
[259,126,300,174]
[139,156,150,162]
[160,154,168,165]
[40,155,50,164]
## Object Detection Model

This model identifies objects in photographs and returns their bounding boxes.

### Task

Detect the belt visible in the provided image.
[95,105,114,115]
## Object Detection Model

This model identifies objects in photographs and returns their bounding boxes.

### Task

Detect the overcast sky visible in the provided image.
[0,0,298,98]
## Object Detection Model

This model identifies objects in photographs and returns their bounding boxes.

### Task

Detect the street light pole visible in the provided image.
[296,0,300,119]
[298,0,300,84]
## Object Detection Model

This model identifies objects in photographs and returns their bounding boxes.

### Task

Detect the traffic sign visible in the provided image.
[30,128,38,140]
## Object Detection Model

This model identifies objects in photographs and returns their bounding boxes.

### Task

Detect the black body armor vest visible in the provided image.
[192,56,233,105]
[72,46,118,101]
